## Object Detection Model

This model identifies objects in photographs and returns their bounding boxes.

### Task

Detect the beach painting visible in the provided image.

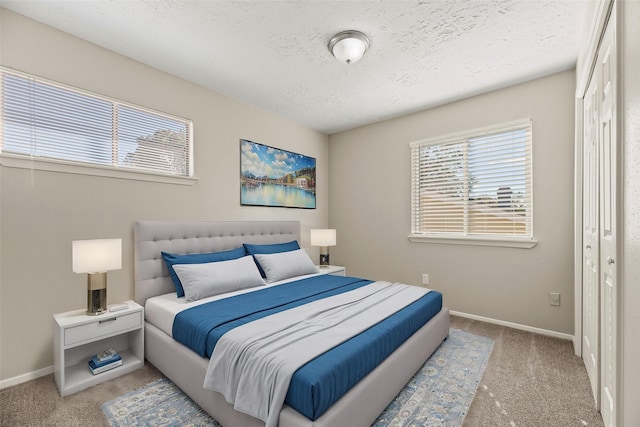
[240,139,316,209]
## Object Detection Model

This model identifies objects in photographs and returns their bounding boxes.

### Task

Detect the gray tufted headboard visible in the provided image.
[134,220,300,306]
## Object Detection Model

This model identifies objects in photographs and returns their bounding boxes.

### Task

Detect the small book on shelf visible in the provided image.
[94,348,118,363]
[88,354,122,375]
[88,349,122,375]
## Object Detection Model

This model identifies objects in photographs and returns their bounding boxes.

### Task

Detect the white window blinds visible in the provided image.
[410,119,533,240]
[0,67,192,177]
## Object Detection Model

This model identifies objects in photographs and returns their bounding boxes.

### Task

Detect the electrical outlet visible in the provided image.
[422,273,430,285]
[549,292,560,306]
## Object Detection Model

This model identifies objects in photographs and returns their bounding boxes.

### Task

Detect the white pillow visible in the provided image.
[253,249,319,283]
[173,255,266,302]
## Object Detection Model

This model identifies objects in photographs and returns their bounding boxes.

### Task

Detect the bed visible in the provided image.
[134,220,450,427]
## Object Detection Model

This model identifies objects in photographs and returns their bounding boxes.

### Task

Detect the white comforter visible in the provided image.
[203,281,430,427]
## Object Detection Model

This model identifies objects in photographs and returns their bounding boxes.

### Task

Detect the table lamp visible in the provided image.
[72,238,122,315]
[310,229,336,268]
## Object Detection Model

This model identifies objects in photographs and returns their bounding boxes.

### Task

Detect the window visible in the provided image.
[0,67,193,182]
[410,119,536,248]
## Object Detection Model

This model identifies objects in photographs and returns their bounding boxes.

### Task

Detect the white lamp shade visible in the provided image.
[72,239,122,273]
[310,229,337,247]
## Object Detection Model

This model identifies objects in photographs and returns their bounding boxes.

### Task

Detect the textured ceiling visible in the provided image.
[0,1,586,134]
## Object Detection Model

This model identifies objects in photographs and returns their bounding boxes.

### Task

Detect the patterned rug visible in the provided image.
[103,329,493,427]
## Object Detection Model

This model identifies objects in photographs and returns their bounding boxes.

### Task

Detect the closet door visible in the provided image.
[582,68,600,407]
[597,17,617,427]
[581,10,617,425]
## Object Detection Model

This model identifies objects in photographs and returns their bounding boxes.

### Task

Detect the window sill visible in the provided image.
[408,234,538,249]
[0,153,197,186]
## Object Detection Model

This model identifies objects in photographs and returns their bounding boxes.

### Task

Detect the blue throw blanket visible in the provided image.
[204,282,430,427]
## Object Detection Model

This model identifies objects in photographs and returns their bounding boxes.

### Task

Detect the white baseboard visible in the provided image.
[0,365,53,390]
[450,310,574,341]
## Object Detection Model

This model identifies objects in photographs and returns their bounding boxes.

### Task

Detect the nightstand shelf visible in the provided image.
[316,265,346,276]
[53,301,144,396]
[63,348,138,393]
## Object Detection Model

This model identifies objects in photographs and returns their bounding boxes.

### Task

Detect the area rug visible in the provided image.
[103,329,493,427]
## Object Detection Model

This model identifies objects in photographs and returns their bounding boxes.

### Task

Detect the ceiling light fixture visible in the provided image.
[328,30,369,65]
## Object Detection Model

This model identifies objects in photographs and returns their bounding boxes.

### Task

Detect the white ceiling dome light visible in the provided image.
[328,30,370,65]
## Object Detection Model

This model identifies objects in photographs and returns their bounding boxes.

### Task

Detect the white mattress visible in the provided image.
[145,272,326,338]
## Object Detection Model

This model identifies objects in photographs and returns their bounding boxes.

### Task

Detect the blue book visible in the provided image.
[88,357,122,375]
[90,352,121,367]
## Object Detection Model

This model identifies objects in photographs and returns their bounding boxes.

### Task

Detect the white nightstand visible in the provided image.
[316,265,346,276]
[53,300,144,396]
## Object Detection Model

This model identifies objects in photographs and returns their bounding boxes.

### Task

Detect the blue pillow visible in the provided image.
[161,247,246,297]
[243,240,301,277]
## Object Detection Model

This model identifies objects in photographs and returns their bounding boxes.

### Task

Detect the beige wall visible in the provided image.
[0,9,329,381]
[328,70,576,334]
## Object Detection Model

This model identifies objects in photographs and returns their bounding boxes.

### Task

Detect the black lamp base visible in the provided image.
[319,251,330,267]
[86,272,107,315]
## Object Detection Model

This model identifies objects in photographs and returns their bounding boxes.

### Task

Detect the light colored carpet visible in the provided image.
[0,315,605,427]
[102,329,492,426]
[456,317,605,427]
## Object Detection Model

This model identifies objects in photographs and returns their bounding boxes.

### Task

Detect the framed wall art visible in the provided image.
[240,139,316,209]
